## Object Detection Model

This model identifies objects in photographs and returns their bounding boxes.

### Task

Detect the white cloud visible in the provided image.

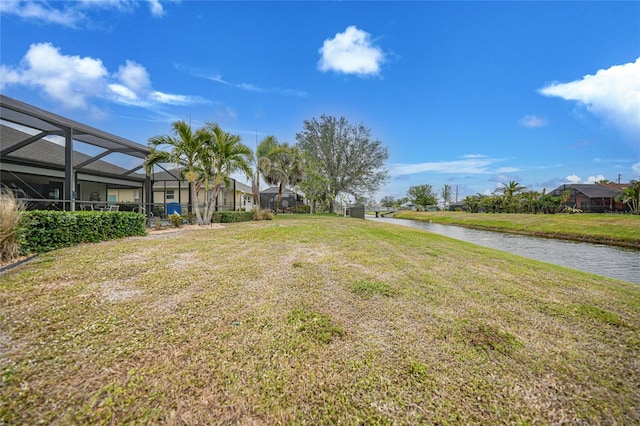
[390,156,501,176]
[149,92,192,105]
[518,115,548,128]
[5,42,109,108]
[2,42,200,109]
[0,0,84,27]
[175,64,309,97]
[0,0,168,27]
[565,175,582,184]
[540,57,640,138]
[114,60,151,93]
[586,174,606,184]
[108,83,139,102]
[318,26,385,76]
[632,162,640,177]
[147,0,165,17]
[496,167,521,173]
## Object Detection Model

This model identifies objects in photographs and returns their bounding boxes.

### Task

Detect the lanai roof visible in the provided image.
[551,183,622,198]
[1,95,149,160]
[1,124,144,180]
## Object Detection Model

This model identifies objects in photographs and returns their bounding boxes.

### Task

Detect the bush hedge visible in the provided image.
[289,205,310,214]
[18,211,146,254]
[211,211,253,223]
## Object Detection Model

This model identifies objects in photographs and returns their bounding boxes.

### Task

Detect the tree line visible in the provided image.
[144,115,389,225]
[382,179,640,214]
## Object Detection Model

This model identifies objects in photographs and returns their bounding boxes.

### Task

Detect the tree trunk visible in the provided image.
[206,185,221,225]
[277,183,283,213]
[191,183,204,225]
[252,175,260,211]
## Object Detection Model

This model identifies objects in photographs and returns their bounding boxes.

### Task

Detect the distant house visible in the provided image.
[151,167,254,214]
[259,186,304,211]
[548,183,629,213]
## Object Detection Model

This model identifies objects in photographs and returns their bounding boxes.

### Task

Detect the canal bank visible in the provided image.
[392,211,640,249]
[370,216,640,284]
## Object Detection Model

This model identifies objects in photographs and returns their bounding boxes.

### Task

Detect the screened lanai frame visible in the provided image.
[0,94,153,213]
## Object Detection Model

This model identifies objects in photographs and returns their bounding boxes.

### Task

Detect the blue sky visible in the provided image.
[1,1,639,201]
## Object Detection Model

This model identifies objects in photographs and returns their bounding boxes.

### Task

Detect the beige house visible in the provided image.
[150,168,254,215]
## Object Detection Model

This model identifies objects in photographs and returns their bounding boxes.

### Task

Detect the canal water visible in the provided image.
[369,217,640,284]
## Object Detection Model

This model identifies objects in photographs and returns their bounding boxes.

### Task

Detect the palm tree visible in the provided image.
[278,146,305,210]
[440,184,453,209]
[617,179,640,214]
[501,181,526,213]
[200,122,253,222]
[144,121,210,225]
[252,135,281,213]
[262,143,304,212]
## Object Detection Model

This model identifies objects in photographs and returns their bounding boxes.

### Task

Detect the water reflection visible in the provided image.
[370,217,640,284]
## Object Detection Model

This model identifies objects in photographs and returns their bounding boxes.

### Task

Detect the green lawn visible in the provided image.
[394,210,640,248]
[1,215,639,424]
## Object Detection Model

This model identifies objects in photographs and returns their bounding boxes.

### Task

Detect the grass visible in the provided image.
[0,186,24,263]
[394,210,640,248]
[1,215,639,424]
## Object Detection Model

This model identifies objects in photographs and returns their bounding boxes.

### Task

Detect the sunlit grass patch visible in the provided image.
[573,303,625,327]
[287,308,346,344]
[443,319,523,355]
[351,280,396,299]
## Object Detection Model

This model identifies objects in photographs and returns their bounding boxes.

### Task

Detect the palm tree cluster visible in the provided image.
[462,181,564,214]
[616,179,640,214]
[253,136,305,214]
[144,121,254,225]
[145,121,305,224]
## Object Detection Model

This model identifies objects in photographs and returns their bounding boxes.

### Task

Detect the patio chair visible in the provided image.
[108,205,120,211]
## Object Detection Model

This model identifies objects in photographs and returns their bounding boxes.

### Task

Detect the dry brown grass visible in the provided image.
[1,215,638,424]
[0,186,24,264]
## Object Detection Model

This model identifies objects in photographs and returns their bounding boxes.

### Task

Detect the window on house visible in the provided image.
[166,190,175,200]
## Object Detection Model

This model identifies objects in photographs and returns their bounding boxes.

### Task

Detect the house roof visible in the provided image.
[260,186,297,197]
[1,124,146,181]
[551,184,621,198]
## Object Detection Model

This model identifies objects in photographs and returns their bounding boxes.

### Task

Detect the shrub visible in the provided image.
[251,208,274,221]
[211,211,253,223]
[18,211,146,254]
[0,186,25,263]
[290,205,310,214]
[168,213,184,227]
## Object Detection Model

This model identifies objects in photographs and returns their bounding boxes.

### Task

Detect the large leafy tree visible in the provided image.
[299,154,331,213]
[407,184,437,210]
[145,121,210,225]
[202,122,253,222]
[380,195,397,208]
[440,184,453,209]
[296,115,389,211]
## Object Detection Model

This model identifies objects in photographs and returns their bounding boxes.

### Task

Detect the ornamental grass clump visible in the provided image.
[0,186,25,263]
